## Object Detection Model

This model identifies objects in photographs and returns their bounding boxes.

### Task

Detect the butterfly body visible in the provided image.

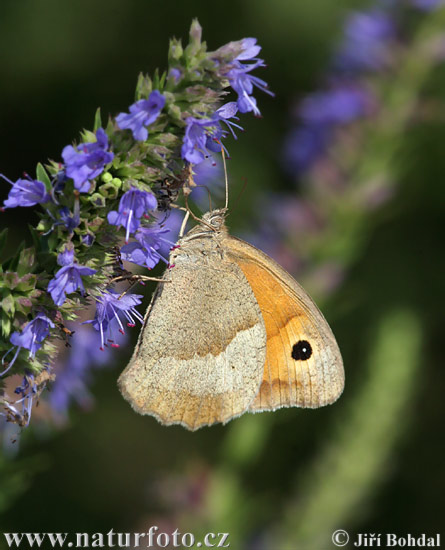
[118,209,344,430]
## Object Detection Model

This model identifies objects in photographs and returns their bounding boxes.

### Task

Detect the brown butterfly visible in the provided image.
[118,208,344,430]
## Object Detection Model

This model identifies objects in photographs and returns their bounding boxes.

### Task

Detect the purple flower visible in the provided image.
[12,374,38,427]
[168,68,182,82]
[181,103,242,164]
[14,374,37,421]
[88,289,144,350]
[116,90,166,141]
[107,188,158,242]
[59,206,80,232]
[1,174,50,209]
[9,313,54,355]
[121,225,173,269]
[334,10,395,72]
[1,313,54,377]
[236,38,262,61]
[61,128,114,193]
[225,38,274,116]
[47,248,97,306]
[82,233,95,246]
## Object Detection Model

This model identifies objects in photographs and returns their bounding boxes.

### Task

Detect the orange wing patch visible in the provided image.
[232,253,344,411]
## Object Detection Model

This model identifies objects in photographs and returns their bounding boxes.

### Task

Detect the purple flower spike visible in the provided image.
[2,313,55,376]
[107,188,158,242]
[62,128,114,193]
[47,248,96,306]
[88,289,144,350]
[121,225,173,269]
[116,90,166,141]
[1,174,50,209]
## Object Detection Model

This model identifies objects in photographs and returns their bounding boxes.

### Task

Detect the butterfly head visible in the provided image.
[201,208,228,231]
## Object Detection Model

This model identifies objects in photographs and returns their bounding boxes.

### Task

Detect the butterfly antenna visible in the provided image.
[179,208,190,238]
[221,146,229,210]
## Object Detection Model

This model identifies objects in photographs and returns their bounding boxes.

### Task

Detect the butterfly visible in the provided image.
[118,207,344,430]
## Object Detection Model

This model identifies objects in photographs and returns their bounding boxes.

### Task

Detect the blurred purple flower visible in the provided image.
[168,68,182,82]
[181,103,242,164]
[62,128,114,193]
[2,313,54,377]
[300,86,371,125]
[121,225,174,269]
[284,86,371,173]
[47,248,96,306]
[410,0,443,9]
[87,289,144,350]
[334,10,395,72]
[116,90,166,141]
[226,38,274,115]
[49,327,127,420]
[283,125,330,174]
[1,175,50,209]
[107,188,158,242]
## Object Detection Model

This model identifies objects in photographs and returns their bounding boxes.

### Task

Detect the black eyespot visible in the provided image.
[291,340,312,361]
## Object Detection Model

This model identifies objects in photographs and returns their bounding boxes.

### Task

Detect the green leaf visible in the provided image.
[15,274,37,293]
[2,272,19,289]
[7,242,25,272]
[15,296,33,315]
[1,311,11,338]
[168,38,183,62]
[158,71,167,91]
[153,68,161,90]
[36,163,51,191]
[0,228,8,259]
[36,251,57,272]
[136,73,152,100]
[81,129,97,143]
[1,293,15,316]
[93,108,102,132]
[28,224,42,252]
[17,248,35,277]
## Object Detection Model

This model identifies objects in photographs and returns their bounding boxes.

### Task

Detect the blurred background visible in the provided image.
[0,0,444,548]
